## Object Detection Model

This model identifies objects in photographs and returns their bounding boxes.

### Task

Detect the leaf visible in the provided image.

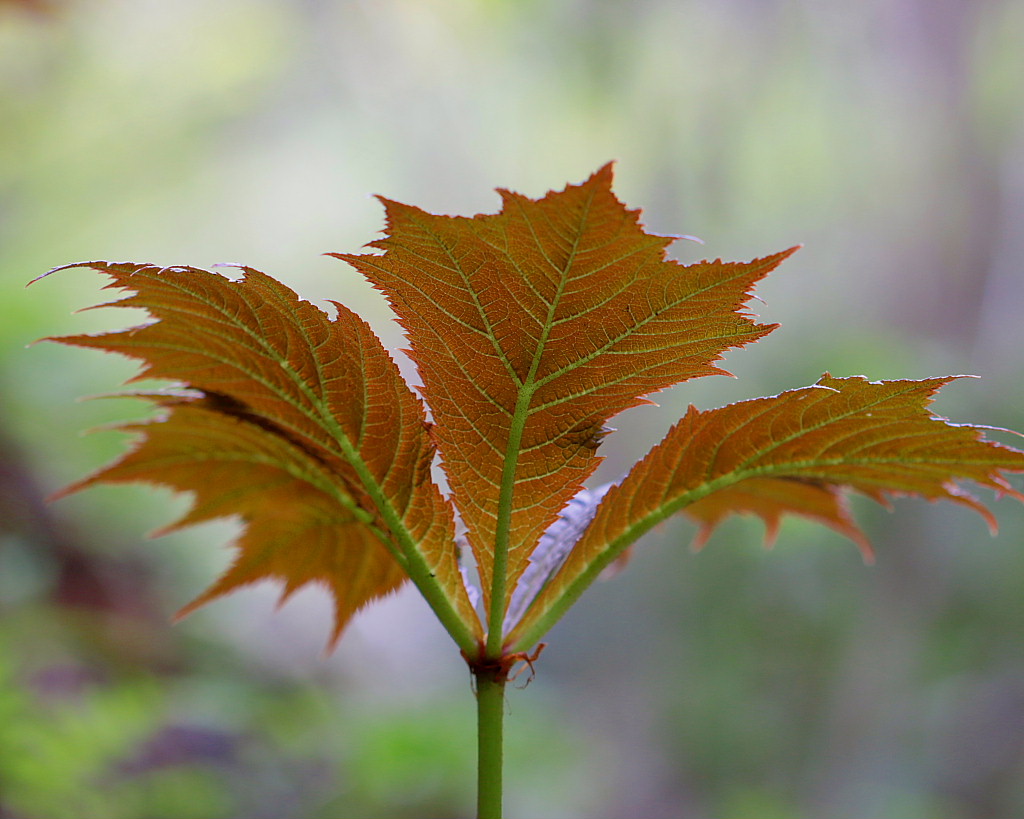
[685,476,870,556]
[40,168,1024,667]
[503,482,614,631]
[70,398,407,647]
[337,164,797,618]
[508,374,1024,649]
[40,262,481,649]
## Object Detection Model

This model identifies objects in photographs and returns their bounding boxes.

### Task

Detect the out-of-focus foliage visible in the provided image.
[3,1,1024,817]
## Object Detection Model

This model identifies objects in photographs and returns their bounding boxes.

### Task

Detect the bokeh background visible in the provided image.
[3,0,1024,817]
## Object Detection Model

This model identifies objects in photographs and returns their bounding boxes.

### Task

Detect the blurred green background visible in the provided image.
[3,0,1024,817]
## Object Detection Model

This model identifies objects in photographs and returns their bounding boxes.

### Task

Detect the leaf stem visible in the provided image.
[475,667,507,819]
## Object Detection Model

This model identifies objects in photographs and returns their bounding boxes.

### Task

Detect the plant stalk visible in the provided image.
[475,668,507,819]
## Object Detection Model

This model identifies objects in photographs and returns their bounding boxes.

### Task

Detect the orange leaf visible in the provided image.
[685,477,870,557]
[338,164,796,617]
[41,262,480,648]
[509,375,1024,649]
[70,399,407,648]
[42,169,1024,665]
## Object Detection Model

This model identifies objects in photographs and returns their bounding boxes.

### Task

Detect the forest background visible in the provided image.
[2,1,1023,817]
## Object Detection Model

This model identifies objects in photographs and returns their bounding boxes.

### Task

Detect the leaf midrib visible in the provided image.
[484,185,596,654]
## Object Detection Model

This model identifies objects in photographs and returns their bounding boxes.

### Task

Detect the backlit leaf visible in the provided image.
[39,168,1024,665]
[40,262,480,648]
[68,398,406,648]
[338,164,796,616]
[509,375,1024,649]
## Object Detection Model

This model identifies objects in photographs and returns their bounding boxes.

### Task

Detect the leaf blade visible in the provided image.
[509,374,1024,650]
[72,398,405,648]
[41,262,481,649]
[338,166,795,621]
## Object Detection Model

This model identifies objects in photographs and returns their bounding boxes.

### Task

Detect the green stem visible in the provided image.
[475,668,507,819]
[486,390,532,656]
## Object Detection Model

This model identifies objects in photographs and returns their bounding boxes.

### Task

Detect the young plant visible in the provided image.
[37,165,1024,818]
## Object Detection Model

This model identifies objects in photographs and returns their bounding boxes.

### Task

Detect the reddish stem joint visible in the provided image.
[464,643,547,688]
